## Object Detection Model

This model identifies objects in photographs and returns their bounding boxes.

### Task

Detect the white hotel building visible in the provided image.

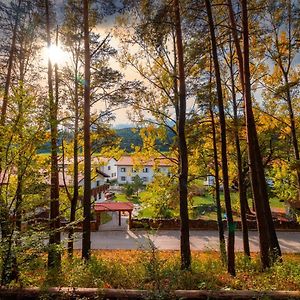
[102,156,172,184]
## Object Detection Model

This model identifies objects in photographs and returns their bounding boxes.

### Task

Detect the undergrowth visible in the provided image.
[10,250,300,291]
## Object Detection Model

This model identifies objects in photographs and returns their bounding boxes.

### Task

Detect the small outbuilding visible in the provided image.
[94,202,134,230]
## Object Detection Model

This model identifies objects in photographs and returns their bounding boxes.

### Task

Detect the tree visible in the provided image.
[142,173,178,219]
[45,0,61,270]
[261,0,300,203]
[82,0,92,261]
[174,0,191,270]
[225,36,250,257]
[209,101,226,262]
[117,0,194,269]
[205,0,235,276]
[132,175,144,197]
[0,0,21,125]
[227,0,281,268]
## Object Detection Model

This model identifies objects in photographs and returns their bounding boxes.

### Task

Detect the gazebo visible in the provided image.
[94,202,134,230]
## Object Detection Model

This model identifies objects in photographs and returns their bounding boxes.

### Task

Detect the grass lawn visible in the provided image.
[192,195,214,206]
[114,191,287,220]
[114,193,142,204]
[269,196,286,210]
[114,193,128,202]
[99,212,112,224]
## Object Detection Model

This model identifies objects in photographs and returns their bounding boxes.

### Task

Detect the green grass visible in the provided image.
[269,197,286,209]
[138,206,156,218]
[192,195,214,206]
[100,212,112,224]
[115,191,287,220]
[114,193,127,202]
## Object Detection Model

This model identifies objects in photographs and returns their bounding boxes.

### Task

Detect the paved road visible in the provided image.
[63,213,300,252]
[66,230,300,252]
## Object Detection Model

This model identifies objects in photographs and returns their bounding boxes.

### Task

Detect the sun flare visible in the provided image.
[45,45,69,66]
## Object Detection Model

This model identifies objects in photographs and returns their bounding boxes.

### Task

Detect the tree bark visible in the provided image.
[209,104,226,262]
[241,0,281,266]
[228,38,250,257]
[0,1,22,267]
[173,0,191,270]
[1,0,22,125]
[205,0,235,276]
[68,60,79,257]
[82,0,92,261]
[282,73,300,200]
[45,0,61,269]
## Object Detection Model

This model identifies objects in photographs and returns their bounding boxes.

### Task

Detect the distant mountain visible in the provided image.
[38,127,175,154]
[115,127,175,153]
[115,128,142,152]
[113,123,135,129]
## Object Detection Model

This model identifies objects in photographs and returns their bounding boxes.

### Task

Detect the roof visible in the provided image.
[58,156,115,166]
[58,171,84,187]
[47,169,108,187]
[94,201,134,212]
[96,169,110,178]
[115,156,173,167]
[92,156,110,165]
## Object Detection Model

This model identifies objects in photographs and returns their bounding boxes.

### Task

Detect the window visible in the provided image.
[96,180,100,186]
[143,167,148,173]
[132,168,137,173]
[121,176,126,181]
[121,167,126,172]
[108,166,111,170]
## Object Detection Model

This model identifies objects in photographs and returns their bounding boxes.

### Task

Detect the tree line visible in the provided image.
[0,0,298,285]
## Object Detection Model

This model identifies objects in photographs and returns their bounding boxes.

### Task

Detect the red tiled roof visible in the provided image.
[94,202,134,212]
[115,156,173,167]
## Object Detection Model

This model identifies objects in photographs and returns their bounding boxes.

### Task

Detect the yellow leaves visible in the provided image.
[278,31,290,58]
[258,114,278,131]
[280,125,291,136]
[44,132,51,141]
[189,64,201,78]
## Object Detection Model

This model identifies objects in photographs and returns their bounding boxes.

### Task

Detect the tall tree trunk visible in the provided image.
[228,38,250,257]
[173,0,191,270]
[238,0,281,267]
[242,0,281,267]
[46,1,61,269]
[1,0,22,125]
[82,0,92,261]
[283,73,300,200]
[205,0,235,276]
[209,104,226,262]
[0,1,22,267]
[68,60,79,257]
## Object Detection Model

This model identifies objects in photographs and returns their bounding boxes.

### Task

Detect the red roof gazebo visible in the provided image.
[94,202,134,230]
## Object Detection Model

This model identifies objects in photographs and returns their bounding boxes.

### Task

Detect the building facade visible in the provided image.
[115,156,171,184]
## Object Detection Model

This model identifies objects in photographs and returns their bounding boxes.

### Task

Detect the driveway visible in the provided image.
[65,230,300,252]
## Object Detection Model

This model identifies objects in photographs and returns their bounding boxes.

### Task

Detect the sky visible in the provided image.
[55,0,135,127]
[3,0,299,128]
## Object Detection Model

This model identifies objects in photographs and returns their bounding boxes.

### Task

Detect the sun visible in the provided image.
[45,45,70,66]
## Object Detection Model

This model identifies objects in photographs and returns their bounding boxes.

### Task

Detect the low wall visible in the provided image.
[132,218,300,231]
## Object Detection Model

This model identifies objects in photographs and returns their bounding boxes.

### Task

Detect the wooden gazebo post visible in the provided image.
[118,211,121,226]
[128,211,132,229]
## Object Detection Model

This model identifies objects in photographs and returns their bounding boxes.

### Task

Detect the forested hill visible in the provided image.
[115,128,175,153]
